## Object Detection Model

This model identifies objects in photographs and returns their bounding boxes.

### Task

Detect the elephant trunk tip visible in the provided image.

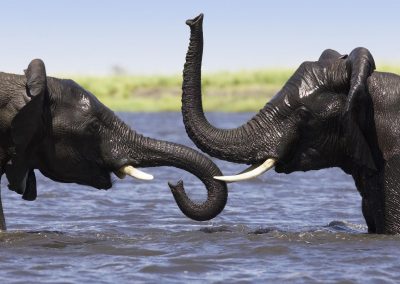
[186,13,204,27]
[168,180,184,194]
[168,179,227,222]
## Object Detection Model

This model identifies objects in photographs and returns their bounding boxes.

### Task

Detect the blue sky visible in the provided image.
[1,0,399,75]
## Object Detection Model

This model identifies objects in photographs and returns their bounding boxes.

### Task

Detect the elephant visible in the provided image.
[0,57,228,230]
[181,14,400,234]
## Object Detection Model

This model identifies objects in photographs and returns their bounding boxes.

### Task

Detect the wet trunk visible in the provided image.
[182,14,267,164]
[133,133,227,221]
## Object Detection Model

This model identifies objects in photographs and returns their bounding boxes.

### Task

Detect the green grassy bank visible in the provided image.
[71,66,400,112]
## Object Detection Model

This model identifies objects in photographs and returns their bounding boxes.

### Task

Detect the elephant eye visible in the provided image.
[297,106,311,120]
[87,118,102,134]
[284,95,292,108]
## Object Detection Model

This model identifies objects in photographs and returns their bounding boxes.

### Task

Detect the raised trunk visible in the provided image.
[182,14,266,164]
[133,134,228,221]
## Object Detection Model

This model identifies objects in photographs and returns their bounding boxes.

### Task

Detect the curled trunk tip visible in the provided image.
[137,136,228,222]
[168,179,227,222]
[186,13,204,26]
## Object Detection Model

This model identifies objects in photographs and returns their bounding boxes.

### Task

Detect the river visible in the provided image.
[0,112,398,283]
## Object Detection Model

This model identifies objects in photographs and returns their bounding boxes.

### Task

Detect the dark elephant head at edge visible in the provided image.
[181,14,400,234]
[0,58,228,229]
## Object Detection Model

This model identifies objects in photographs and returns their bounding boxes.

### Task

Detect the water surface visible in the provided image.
[1,112,399,283]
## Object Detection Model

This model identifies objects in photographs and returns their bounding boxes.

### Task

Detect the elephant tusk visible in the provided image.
[118,165,154,181]
[213,158,276,182]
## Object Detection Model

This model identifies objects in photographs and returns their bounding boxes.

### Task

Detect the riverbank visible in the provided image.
[71,65,400,112]
[71,69,291,112]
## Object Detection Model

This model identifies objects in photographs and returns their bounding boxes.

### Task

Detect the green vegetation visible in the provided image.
[70,65,400,112]
[70,69,293,112]
[377,65,400,74]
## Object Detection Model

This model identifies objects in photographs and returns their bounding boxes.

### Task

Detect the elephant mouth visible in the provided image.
[274,146,323,174]
[113,164,154,181]
[212,144,302,182]
[214,158,277,182]
[274,161,292,174]
[212,156,301,182]
[39,166,114,190]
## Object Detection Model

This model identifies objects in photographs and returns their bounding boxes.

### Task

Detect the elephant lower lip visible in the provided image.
[274,161,291,174]
[113,165,154,181]
[87,175,112,190]
[95,172,113,189]
[113,169,126,179]
[274,164,284,173]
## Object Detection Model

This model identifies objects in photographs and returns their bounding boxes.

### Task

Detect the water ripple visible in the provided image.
[0,113,398,283]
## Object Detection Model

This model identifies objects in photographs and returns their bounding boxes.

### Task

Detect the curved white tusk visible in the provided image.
[213,158,276,182]
[119,165,154,181]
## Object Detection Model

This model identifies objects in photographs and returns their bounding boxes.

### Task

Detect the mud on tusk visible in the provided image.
[213,158,276,182]
[118,165,154,181]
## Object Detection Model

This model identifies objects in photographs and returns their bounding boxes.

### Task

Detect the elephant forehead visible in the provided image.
[52,100,94,132]
[78,94,91,111]
[298,78,320,99]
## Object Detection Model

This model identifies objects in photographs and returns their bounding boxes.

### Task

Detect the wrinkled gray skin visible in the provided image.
[0,58,228,230]
[182,14,400,234]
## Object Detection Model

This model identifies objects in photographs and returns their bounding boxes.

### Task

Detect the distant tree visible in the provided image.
[111,65,127,75]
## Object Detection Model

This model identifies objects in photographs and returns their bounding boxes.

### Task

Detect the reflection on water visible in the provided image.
[0,112,399,283]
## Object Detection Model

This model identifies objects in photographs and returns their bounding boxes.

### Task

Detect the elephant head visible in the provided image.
[4,58,227,222]
[182,14,377,180]
[181,14,400,233]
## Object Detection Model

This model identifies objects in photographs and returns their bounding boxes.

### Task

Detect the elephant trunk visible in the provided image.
[133,134,228,221]
[182,14,266,164]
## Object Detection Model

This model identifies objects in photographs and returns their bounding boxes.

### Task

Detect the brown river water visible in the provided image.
[0,112,399,283]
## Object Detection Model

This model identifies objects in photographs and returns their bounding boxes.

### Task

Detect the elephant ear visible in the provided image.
[343,48,376,171]
[14,58,47,144]
[6,168,37,201]
[6,59,48,200]
[318,49,343,61]
[345,47,376,113]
